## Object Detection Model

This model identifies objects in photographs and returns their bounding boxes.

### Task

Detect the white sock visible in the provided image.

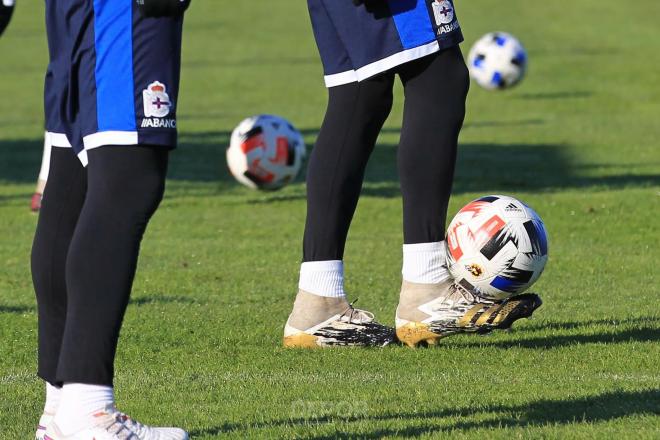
[402,241,450,284]
[53,383,114,434]
[44,382,62,415]
[298,260,345,298]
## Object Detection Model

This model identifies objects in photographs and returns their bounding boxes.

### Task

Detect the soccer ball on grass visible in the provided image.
[446,195,548,300]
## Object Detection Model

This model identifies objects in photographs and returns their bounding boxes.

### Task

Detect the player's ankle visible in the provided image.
[298,260,345,298]
[43,381,62,415]
[402,241,450,284]
[53,383,114,435]
[397,279,454,323]
[287,290,349,330]
[289,259,349,329]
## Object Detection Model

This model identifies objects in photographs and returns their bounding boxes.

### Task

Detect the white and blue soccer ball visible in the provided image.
[227,115,306,191]
[467,32,527,90]
[446,195,548,300]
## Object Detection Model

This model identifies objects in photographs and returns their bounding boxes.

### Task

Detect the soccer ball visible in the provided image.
[227,115,306,190]
[446,195,548,300]
[0,0,15,38]
[467,32,527,90]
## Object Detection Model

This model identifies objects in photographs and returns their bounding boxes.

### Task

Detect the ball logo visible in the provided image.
[432,0,454,25]
[143,81,172,118]
[466,264,483,277]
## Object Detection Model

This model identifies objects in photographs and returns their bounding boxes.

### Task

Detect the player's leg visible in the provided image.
[42,0,188,438]
[394,48,541,347]
[397,46,468,274]
[57,145,168,384]
[48,145,169,430]
[285,0,417,348]
[46,149,188,440]
[33,3,82,437]
[284,74,397,348]
[303,75,395,262]
[32,146,87,440]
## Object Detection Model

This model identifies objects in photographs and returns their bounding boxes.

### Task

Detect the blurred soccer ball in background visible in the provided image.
[446,195,548,300]
[227,115,306,191]
[467,32,527,90]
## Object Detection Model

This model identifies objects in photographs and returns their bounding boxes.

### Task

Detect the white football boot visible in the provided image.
[43,404,188,440]
[283,290,395,348]
[396,279,542,347]
[36,412,54,440]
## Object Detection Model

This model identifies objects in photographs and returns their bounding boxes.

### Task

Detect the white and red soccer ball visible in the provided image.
[227,115,306,190]
[446,195,548,300]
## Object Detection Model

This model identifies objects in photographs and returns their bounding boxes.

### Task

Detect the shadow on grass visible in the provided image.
[519,316,659,332]
[189,389,659,438]
[0,296,196,314]
[1,130,657,199]
[0,305,35,314]
[440,316,660,350]
[129,295,197,306]
[244,193,307,205]
[449,326,660,350]
[139,128,660,199]
[169,130,659,197]
[0,193,33,202]
[516,91,593,100]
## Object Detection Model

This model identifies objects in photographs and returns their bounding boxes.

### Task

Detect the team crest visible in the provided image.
[143,81,172,118]
[431,0,454,25]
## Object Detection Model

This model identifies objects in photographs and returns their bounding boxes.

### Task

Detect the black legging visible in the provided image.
[32,146,168,386]
[0,4,13,37]
[303,46,470,262]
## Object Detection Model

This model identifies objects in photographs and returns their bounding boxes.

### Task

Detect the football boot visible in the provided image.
[396,279,542,347]
[284,290,395,348]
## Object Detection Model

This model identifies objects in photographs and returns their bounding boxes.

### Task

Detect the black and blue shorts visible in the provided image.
[44,0,183,164]
[307,0,463,88]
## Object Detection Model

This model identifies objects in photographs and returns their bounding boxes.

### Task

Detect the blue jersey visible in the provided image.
[44,0,183,163]
[308,0,463,87]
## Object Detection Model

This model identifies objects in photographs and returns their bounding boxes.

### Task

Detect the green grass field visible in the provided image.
[1,0,659,438]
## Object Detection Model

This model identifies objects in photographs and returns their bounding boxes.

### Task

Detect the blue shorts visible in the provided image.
[44,0,183,164]
[308,0,463,87]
